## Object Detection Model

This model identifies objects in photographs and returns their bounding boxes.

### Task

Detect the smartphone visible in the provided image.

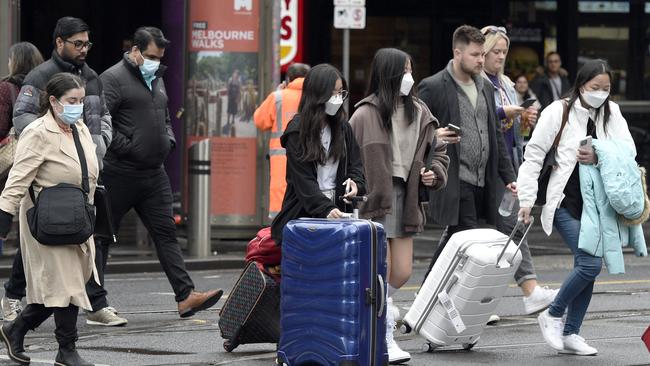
[580,136,593,149]
[447,123,462,136]
[520,98,537,109]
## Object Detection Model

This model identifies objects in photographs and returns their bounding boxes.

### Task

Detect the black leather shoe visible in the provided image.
[54,343,93,366]
[0,322,30,365]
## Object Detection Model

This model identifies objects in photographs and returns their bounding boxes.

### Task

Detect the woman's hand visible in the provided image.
[436,127,461,144]
[420,167,436,186]
[342,179,358,202]
[503,105,524,119]
[327,208,345,218]
[518,206,532,224]
[525,107,538,125]
[577,146,598,165]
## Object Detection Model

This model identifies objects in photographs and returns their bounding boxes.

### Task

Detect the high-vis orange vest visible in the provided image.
[254,78,304,218]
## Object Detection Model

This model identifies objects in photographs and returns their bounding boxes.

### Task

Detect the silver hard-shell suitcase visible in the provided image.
[402,219,534,351]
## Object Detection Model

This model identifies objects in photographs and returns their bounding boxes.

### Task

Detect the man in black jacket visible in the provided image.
[417,25,516,279]
[100,27,223,318]
[1,16,123,327]
[530,52,571,110]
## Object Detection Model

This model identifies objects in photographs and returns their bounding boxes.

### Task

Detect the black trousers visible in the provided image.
[423,181,486,282]
[20,304,79,345]
[5,246,108,312]
[101,167,194,302]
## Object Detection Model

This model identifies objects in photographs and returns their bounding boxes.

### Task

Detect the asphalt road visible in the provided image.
[1,254,649,366]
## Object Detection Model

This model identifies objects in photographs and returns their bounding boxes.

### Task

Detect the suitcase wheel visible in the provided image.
[462,341,477,351]
[223,340,238,352]
[422,342,438,353]
[399,323,412,334]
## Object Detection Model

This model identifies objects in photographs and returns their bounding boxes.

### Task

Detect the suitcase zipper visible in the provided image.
[368,220,378,366]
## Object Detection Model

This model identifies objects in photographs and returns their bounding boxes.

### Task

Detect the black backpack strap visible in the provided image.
[70,124,89,196]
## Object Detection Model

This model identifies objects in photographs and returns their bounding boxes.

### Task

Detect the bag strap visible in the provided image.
[551,100,569,149]
[28,124,90,204]
[70,124,90,195]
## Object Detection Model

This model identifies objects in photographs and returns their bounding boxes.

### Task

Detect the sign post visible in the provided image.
[333,0,366,112]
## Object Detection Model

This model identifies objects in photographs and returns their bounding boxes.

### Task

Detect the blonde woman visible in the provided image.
[480,25,557,317]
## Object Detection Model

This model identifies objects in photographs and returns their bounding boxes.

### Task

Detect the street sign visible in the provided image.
[334,0,365,5]
[334,5,366,29]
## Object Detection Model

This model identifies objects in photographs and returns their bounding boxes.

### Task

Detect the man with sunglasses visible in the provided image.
[4,16,122,327]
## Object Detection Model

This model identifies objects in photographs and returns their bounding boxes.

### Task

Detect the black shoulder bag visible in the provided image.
[26,124,96,245]
[535,101,569,206]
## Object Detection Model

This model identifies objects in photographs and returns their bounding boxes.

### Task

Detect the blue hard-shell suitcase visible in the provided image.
[277,218,389,366]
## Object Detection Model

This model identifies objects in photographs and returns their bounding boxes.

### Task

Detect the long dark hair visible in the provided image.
[567,59,612,130]
[39,73,85,117]
[366,48,416,130]
[296,64,345,164]
[2,42,43,83]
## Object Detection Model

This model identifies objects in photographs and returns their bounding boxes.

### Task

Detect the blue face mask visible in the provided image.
[139,57,160,79]
[56,100,84,125]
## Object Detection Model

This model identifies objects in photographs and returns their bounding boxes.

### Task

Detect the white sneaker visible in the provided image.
[86,307,128,326]
[537,309,564,351]
[386,297,410,364]
[523,286,559,315]
[1,296,22,322]
[560,334,598,356]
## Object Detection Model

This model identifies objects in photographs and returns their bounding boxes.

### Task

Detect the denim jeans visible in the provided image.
[548,208,602,335]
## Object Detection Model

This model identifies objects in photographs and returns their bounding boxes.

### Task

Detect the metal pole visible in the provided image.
[188,139,212,257]
[343,28,350,113]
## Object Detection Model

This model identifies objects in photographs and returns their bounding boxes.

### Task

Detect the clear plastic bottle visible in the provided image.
[499,192,516,217]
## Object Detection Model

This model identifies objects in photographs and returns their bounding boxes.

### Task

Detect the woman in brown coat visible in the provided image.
[349,48,449,364]
[0,73,98,366]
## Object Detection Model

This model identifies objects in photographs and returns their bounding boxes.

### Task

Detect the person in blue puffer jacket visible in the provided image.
[578,139,648,275]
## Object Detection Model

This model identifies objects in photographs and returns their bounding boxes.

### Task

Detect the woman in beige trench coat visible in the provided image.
[0,73,98,366]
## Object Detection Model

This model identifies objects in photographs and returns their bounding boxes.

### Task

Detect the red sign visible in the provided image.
[280,0,304,72]
[189,0,260,52]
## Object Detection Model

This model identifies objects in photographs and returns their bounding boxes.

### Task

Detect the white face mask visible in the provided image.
[581,90,609,108]
[400,72,415,96]
[325,94,343,116]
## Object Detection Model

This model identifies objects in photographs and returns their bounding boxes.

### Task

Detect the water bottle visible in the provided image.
[499,192,516,217]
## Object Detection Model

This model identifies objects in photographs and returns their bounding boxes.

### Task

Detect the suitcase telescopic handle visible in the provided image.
[496,217,535,268]
[377,274,386,318]
[338,195,367,219]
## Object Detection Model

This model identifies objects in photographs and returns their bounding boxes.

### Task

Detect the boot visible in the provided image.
[0,315,30,365]
[385,297,410,365]
[54,343,93,366]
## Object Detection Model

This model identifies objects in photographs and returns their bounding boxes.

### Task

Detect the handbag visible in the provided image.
[245,227,281,282]
[26,124,96,245]
[0,83,19,179]
[0,128,16,180]
[535,101,568,206]
[93,185,116,242]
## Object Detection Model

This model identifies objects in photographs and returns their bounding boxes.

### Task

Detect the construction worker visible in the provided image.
[254,63,310,218]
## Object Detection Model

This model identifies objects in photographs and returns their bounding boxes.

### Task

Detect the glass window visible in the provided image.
[578,26,629,99]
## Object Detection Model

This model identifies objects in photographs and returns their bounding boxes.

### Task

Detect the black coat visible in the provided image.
[530,73,571,111]
[13,51,111,168]
[270,115,366,244]
[100,53,175,176]
[418,68,516,226]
